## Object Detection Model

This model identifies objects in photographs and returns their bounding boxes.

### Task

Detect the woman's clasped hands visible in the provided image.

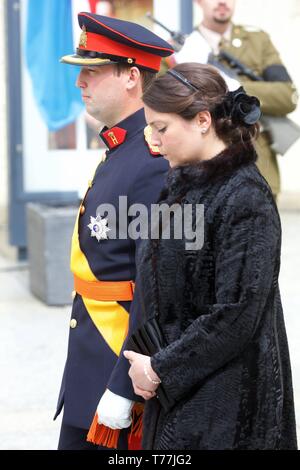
[124,351,161,401]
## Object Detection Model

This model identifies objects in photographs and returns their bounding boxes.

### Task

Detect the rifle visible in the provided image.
[216,50,300,155]
[146,12,186,52]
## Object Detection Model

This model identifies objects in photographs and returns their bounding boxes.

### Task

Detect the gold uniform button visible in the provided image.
[88,180,93,188]
[80,205,85,215]
[70,319,77,329]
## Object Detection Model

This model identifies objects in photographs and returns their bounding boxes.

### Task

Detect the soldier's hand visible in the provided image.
[96,389,134,429]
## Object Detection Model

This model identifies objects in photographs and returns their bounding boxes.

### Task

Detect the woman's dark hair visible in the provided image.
[142,63,260,146]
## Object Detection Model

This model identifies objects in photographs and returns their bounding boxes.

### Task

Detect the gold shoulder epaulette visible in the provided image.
[144,125,161,156]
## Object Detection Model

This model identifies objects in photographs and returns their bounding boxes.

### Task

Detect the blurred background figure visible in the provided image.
[94,0,115,16]
[173,0,299,200]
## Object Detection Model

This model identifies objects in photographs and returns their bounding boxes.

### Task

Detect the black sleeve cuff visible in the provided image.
[262,64,292,82]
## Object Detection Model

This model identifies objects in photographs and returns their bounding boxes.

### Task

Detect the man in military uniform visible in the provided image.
[175,0,298,198]
[54,12,174,450]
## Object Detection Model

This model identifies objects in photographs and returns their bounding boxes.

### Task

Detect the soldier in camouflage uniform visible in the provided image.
[174,0,298,198]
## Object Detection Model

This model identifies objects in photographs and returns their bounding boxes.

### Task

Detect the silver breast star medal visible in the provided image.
[88,215,110,242]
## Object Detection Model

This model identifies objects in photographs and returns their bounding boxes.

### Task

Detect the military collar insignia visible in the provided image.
[88,215,110,242]
[100,127,127,150]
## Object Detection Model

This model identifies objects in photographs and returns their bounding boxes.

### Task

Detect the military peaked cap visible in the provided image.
[61,12,174,72]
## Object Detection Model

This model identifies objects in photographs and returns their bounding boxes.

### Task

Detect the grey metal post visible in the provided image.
[180,0,194,34]
[6,0,25,251]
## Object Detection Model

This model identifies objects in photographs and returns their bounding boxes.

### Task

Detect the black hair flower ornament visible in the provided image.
[229,86,261,125]
[212,86,261,126]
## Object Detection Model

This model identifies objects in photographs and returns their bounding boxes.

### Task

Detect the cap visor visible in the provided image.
[60,54,113,66]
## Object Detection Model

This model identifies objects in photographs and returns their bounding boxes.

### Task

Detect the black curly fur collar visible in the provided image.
[165,143,257,196]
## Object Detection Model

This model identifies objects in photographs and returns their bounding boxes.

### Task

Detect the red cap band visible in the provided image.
[80,32,162,71]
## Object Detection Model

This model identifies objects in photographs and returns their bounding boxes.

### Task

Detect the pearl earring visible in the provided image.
[201,128,207,134]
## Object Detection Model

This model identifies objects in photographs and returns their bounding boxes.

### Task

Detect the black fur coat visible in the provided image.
[136,144,297,450]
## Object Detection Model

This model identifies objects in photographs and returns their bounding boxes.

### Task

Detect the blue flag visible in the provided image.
[25,0,84,131]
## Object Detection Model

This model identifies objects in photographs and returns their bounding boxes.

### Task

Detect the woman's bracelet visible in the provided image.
[144,360,161,385]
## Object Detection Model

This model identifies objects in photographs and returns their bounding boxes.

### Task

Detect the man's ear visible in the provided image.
[126,66,141,90]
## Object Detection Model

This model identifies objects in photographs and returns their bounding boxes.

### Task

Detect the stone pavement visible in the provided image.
[0,211,299,450]
[0,259,69,450]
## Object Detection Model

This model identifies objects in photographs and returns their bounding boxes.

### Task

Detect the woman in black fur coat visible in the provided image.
[124,63,297,450]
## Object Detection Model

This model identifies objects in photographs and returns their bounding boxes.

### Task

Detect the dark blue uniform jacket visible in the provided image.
[55,109,168,429]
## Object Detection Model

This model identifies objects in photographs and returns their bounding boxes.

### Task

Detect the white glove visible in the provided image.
[96,389,134,430]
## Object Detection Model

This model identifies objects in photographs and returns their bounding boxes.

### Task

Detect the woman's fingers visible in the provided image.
[133,384,156,400]
[142,390,156,400]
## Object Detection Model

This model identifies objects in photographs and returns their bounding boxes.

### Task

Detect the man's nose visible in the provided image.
[76,70,86,88]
